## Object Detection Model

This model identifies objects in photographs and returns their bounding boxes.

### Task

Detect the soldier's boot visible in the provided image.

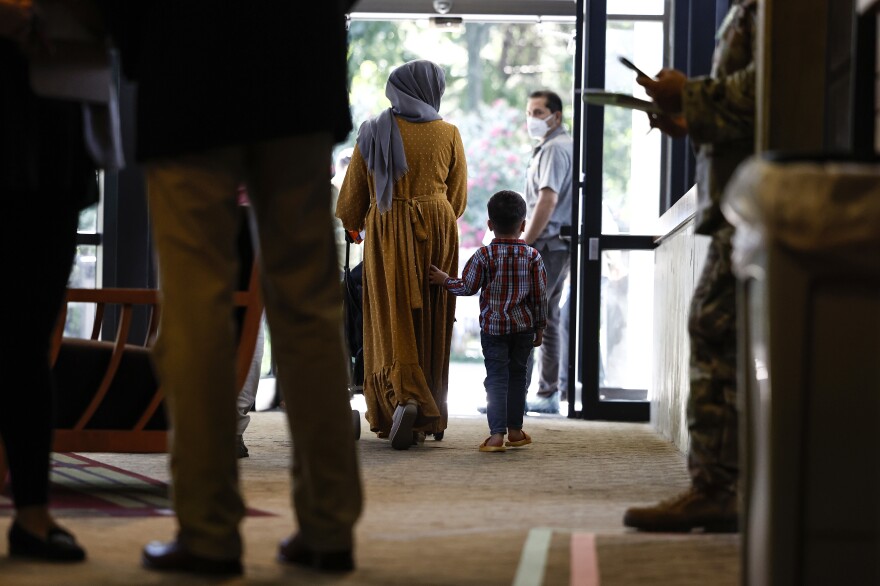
[623,486,738,533]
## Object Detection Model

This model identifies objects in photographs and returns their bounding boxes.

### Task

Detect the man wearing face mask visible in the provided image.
[521,90,573,414]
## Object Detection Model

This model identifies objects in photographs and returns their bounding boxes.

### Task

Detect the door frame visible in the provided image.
[566,0,670,422]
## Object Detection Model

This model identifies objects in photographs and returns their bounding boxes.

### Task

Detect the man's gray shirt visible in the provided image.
[525,125,573,252]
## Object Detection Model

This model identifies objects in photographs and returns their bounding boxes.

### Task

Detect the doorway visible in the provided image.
[343,10,578,416]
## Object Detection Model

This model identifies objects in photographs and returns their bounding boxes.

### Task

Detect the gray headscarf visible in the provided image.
[356,59,446,213]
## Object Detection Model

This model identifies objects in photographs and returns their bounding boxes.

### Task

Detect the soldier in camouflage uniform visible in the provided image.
[623,0,758,532]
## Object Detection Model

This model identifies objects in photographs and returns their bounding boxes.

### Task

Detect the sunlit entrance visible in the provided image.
[343,12,577,416]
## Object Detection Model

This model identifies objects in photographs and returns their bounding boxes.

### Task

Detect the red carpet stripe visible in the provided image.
[571,532,600,586]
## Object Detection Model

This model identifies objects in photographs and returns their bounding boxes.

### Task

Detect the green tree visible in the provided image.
[602,108,633,231]
[342,20,586,245]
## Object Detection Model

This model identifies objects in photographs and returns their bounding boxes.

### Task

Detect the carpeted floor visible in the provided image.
[0,409,739,585]
[0,453,273,520]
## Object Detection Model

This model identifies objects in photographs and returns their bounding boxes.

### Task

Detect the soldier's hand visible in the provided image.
[647,112,688,138]
[638,68,686,114]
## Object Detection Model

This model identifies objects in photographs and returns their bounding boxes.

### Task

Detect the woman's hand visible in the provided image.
[427,264,449,286]
[637,68,686,114]
[533,329,544,347]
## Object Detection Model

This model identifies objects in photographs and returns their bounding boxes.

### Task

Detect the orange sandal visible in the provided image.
[479,438,506,452]
[505,431,532,448]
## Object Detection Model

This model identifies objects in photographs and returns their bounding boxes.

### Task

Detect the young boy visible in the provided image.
[428,190,548,452]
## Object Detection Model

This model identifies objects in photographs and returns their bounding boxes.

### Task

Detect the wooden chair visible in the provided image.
[1,204,264,489]
[0,263,262,485]
[46,260,263,455]
[50,287,166,453]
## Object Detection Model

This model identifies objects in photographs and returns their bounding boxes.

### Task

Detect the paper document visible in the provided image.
[581,90,661,114]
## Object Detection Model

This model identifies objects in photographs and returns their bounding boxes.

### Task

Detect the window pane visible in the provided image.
[64,245,99,337]
[607,0,664,16]
[66,172,101,338]
[77,202,98,234]
[69,244,97,288]
[603,20,663,235]
[599,249,653,399]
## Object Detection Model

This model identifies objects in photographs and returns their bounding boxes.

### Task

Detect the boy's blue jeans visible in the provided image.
[481,331,534,435]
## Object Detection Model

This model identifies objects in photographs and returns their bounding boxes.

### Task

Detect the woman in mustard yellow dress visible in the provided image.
[336,60,468,450]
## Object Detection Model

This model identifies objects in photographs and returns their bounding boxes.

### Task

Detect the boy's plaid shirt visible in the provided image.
[442,238,548,335]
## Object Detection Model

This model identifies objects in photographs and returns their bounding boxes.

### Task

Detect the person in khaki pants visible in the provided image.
[104,1,363,576]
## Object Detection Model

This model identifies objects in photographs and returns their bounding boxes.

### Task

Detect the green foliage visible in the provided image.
[342,19,580,246]
[602,107,633,231]
[345,19,576,133]
[453,101,531,246]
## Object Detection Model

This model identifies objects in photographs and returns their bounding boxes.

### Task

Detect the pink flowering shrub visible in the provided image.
[449,100,530,248]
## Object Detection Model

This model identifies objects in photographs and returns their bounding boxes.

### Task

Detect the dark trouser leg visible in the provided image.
[506,333,534,431]
[482,333,510,436]
[1,195,79,508]
[686,224,739,493]
[526,248,570,398]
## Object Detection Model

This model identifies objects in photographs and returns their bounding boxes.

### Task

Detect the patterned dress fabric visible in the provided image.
[336,118,468,436]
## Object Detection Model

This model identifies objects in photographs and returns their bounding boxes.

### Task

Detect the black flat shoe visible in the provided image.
[237,434,249,458]
[8,522,86,562]
[142,539,242,576]
[277,532,354,572]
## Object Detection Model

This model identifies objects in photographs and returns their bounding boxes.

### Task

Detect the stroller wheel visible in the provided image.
[433,431,444,441]
[351,409,361,440]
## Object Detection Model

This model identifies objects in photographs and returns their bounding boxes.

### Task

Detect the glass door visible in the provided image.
[568,0,667,421]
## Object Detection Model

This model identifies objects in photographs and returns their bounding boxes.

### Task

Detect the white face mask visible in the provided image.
[527,114,552,139]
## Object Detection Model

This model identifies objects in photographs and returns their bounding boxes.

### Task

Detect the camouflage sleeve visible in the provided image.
[682,61,756,145]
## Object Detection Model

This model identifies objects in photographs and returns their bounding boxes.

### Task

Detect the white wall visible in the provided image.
[651,188,708,453]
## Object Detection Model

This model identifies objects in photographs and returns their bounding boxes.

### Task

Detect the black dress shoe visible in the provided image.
[142,540,242,576]
[8,522,86,562]
[277,533,354,572]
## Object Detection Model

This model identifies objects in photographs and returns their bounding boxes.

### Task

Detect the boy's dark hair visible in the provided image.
[487,190,527,234]
[528,89,563,114]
